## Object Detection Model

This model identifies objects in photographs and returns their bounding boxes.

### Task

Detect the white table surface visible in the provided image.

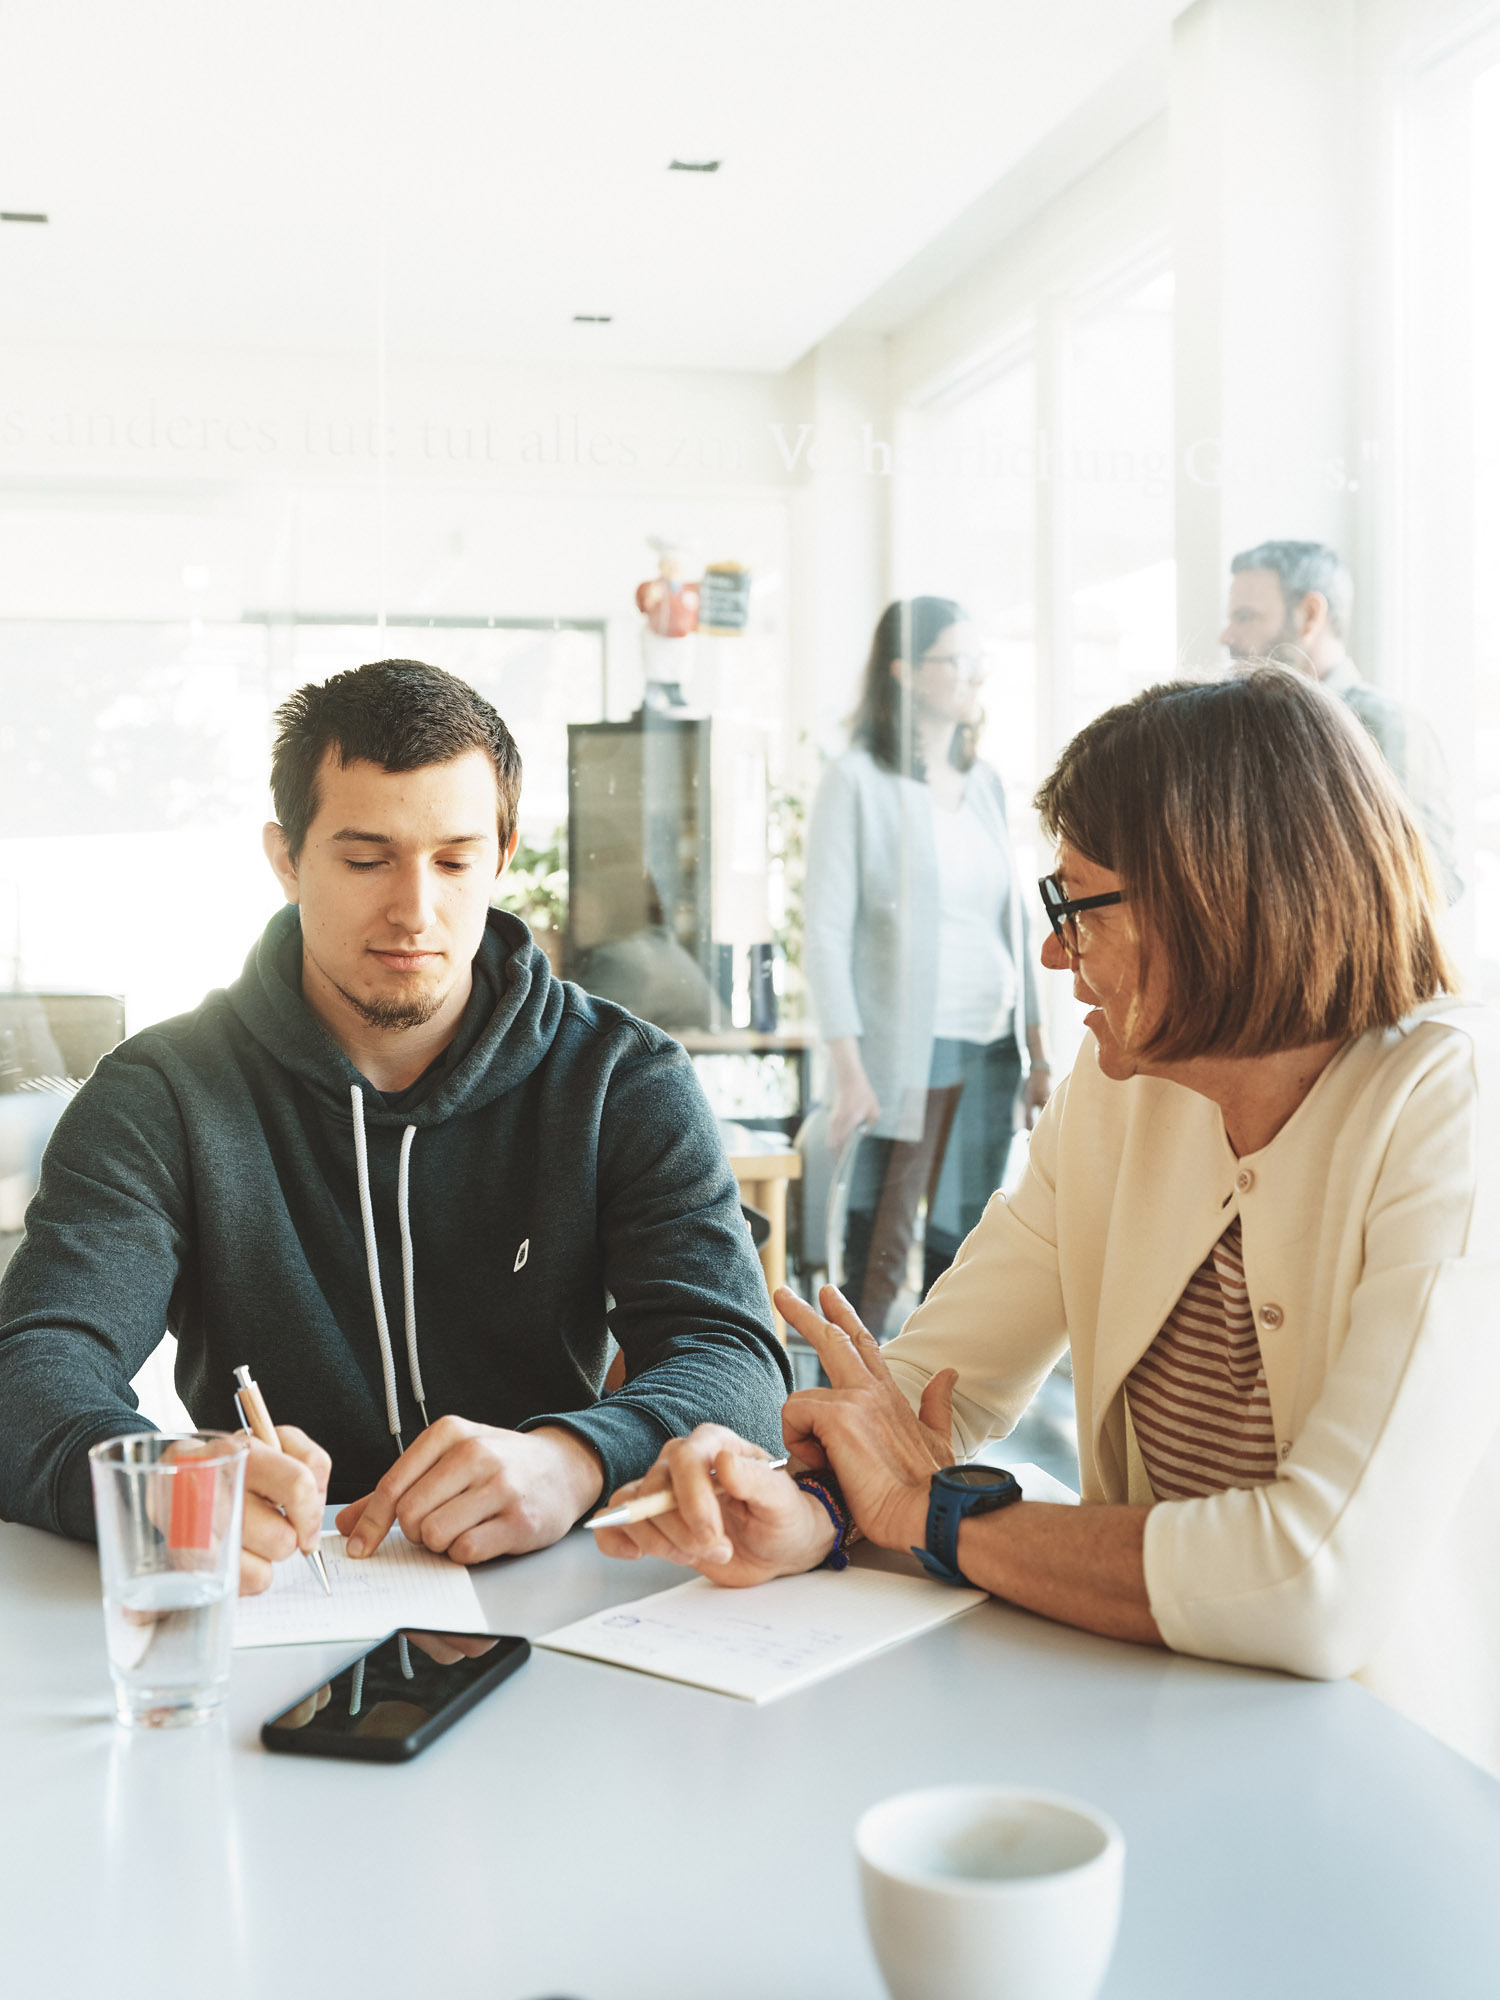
[5,1515,1500,2000]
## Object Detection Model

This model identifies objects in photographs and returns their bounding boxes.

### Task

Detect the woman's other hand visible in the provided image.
[592,1427,837,1587]
[827,1037,880,1155]
[773,1283,959,1554]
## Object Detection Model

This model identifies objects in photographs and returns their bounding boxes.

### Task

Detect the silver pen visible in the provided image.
[232,1364,332,1595]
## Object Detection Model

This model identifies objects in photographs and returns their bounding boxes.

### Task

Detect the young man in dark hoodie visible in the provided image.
[0,660,789,1589]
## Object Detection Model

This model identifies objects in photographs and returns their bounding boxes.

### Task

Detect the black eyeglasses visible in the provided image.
[1038,874,1123,953]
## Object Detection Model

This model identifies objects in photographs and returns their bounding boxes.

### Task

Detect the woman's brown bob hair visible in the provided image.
[1034,666,1458,1062]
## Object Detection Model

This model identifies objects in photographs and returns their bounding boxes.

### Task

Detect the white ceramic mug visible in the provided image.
[856,1783,1124,2000]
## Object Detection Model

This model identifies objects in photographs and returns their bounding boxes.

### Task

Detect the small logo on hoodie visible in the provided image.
[514,1238,530,1273]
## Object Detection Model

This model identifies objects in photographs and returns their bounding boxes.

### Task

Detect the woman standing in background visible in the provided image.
[803,597,1050,1336]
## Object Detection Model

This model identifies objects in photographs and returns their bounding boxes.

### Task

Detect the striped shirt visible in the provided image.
[1126,1216,1280,1500]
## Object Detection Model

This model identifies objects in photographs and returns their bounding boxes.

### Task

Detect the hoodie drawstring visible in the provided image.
[350,1084,428,1454]
[396,1124,427,1422]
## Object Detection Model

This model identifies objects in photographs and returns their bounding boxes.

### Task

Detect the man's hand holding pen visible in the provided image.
[239,1427,330,1597]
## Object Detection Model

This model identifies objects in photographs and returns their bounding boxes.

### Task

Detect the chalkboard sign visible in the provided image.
[699,562,751,635]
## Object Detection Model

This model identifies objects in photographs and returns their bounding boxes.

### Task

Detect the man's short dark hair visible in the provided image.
[270,659,523,861]
[1230,539,1354,637]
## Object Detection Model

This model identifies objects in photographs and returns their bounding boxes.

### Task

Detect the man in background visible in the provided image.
[1222,539,1460,900]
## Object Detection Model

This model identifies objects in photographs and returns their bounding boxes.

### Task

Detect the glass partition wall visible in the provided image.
[0,0,1486,1428]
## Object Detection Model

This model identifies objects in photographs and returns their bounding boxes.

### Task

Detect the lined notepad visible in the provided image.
[233,1529,488,1648]
[538,1565,986,1702]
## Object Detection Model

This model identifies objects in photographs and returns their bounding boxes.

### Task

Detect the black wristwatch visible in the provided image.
[912,1465,1022,1586]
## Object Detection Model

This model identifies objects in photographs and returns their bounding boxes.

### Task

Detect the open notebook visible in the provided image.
[537,1460,1075,1702]
[233,1529,487,1648]
[538,1565,987,1703]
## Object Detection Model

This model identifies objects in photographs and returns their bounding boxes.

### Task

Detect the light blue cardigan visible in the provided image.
[803,747,1042,1142]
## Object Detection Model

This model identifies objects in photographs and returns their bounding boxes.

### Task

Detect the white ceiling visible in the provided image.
[0,0,1187,374]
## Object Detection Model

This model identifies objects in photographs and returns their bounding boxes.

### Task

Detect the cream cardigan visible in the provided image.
[882,1005,1500,1772]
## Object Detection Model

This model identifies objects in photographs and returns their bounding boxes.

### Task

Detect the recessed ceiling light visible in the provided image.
[668,159,720,174]
[573,313,613,324]
[1,211,48,224]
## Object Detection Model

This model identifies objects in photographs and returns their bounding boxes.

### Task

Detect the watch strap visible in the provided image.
[913,1467,1022,1586]
[912,1541,966,1585]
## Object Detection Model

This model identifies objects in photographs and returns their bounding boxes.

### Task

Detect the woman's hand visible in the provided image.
[592,1426,837,1588]
[1023,1060,1052,1129]
[773,1283,959,1554]
[827,1038,880,1155]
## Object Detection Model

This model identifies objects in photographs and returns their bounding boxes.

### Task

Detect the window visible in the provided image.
[1064,265,1176,740]
[894,344,1038,801]
[893,249,1174,1073]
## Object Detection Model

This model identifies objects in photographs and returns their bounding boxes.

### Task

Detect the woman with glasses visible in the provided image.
[600,667,1500,1774]
[801,596,1050,1336]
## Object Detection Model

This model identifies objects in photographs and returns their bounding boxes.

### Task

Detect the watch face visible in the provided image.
[939,1465,1016,1493]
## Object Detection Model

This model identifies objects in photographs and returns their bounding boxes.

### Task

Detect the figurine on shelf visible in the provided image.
[635,540,700,638]
[636,538,701,711]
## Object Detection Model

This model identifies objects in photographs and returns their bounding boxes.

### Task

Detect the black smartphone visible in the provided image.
[261,1629,530,1763]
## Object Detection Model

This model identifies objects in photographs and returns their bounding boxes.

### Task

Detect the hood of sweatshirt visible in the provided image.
[227,903,566,1129]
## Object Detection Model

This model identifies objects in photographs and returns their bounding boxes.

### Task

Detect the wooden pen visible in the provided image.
[587,1456,790,1531]
[232,1364,332,1594]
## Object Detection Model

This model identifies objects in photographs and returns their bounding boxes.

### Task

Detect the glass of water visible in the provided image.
[89,1432,248,1728]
